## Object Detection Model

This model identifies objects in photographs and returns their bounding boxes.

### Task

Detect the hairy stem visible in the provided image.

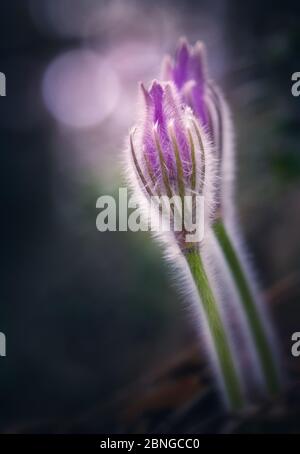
[185,247,244,410]
[213,219,280,395]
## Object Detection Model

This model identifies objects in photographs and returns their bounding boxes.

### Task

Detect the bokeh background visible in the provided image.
[1,0,300,433]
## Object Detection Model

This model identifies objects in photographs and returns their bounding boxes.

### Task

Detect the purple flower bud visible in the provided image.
[127,81,215,222]
[126,80,217,248]
[162,38,227,162]
[162,38,235,220]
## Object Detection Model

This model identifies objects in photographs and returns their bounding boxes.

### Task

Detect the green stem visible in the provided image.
[213,219,280,396]
[185,247,244,410]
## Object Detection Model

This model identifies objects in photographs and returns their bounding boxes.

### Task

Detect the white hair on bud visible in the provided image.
[209,83,236,220]
[185,109,218,224]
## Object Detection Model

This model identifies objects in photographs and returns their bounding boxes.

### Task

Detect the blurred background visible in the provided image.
[0,0,300,433]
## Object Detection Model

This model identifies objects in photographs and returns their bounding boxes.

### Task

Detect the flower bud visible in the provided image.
[162,38,221,149]
[126,80,216,247]
[162,38,234,216]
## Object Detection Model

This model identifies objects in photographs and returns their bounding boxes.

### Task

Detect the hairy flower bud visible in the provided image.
[162,38,234,217]
[126,80,216,247]
[162,38,222,152]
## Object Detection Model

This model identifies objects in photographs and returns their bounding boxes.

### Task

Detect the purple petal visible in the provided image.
[173,38,189,89]
[171,40,209,130]
[191,85,208,128]
[164,84,192,181]
[149,81,164,124]
[140,83,159,173]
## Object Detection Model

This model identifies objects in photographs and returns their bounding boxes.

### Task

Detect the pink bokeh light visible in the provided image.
[42,49,120,129]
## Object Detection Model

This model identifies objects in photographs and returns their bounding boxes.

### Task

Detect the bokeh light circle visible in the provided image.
[42,49,120,128]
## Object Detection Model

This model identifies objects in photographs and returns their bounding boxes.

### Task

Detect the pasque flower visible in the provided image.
[131,80,201,200]
[128,80,215,246]
[162,38,281,397]
[126,80,244,409]
[162,37,231,201]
